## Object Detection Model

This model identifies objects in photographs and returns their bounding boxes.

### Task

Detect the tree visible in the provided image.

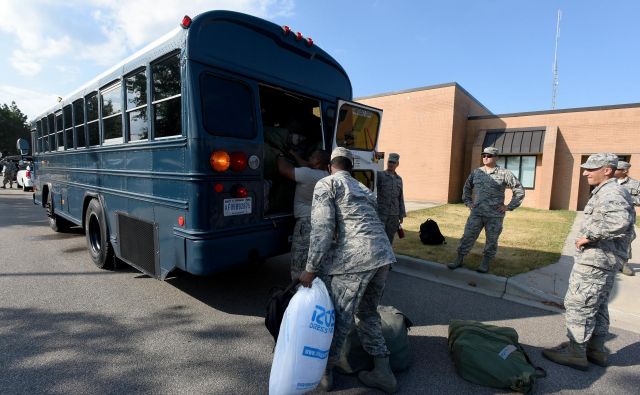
[0,101,31,157]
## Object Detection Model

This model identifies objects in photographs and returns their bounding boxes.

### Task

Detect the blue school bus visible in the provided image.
[29,10,384,279]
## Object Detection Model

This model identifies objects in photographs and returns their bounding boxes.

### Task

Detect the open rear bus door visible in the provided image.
[332,100,384,191]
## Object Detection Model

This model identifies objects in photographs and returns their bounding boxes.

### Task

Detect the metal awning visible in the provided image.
[483,128,545,155]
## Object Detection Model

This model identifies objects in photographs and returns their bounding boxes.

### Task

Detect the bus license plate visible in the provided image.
[223,198,252,216]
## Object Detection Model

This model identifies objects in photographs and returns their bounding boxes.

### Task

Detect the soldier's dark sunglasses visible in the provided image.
[481,154,495,158]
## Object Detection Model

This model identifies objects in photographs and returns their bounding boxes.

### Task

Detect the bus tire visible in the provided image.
[85,199,114,270]
[47,192,71,232]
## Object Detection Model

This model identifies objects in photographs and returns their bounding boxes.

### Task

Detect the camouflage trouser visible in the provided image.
[290,216,312,281]
[564,261,620,344]
[379,214,400,244]
[327,265,391,365]
[3,173,15,187]
[457,214,504,259]
[292,217,332,281]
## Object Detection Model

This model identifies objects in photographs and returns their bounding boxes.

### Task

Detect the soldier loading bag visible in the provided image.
[335,305,413,374]
[448,320,546,394]
[419,218,446,245]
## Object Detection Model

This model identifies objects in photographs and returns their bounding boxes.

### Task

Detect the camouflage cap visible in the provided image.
[617,160,631,170]
[388,153,400,162]
[580,153,618,170]
[482,147,499,155]
[331,147,353,163]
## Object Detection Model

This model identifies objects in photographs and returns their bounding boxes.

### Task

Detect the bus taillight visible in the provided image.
[230,152,247,172]
[231,185,248,198]
[214,183,224,193]
[210,151,230,172]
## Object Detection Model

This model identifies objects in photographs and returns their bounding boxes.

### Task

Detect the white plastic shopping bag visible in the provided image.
[269,277,335,395]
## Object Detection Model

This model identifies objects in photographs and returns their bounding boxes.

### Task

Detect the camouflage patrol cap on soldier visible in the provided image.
[580,153,618,170]
[331,147,353,163]
[482,147,499,155]
[617,160,631,170]
[388,153,400,162]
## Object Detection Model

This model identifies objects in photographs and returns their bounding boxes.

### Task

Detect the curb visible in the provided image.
[394,255,565,314]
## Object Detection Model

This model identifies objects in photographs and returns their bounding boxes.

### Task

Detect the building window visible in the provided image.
[497,155,536,188]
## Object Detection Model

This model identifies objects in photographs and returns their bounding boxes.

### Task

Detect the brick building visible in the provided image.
[358,83,640,211]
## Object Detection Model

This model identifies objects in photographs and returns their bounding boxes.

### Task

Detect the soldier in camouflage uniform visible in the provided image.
[614,160,639,276]
[277,149,330,280]
[377,152,406,243]
[1,159,18,189]
[448,147,525,273]
[299,147,397,393]
[543,153,636,370]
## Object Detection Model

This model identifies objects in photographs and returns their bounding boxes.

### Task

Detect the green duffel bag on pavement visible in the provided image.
[336,305,413,374]
[448,320,546,394]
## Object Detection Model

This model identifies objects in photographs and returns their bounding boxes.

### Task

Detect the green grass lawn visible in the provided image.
[393,204,577,277]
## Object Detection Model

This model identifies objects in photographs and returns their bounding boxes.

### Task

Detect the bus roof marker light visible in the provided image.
[180,15,192,29]
[210,150,230,172]
[296,32,303,41]
[282,25,291,35]
[306,37,314,46]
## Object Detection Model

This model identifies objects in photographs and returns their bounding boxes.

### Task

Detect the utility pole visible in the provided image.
[552,9,562,109]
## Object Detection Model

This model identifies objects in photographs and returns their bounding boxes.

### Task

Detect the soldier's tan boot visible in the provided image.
[476,257,491,273]
[621,263,635,276]
[587,335,609,367]
[447,255,464,270]
[358,356,398,393]
[542,340,589,371]
[318,365,334,392]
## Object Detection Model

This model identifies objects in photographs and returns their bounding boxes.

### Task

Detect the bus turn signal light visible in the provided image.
[210,151,230,172]
[230,152,247,172]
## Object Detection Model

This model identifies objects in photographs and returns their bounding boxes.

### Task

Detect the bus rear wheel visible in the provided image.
[85,199,114,270]
[47,192,71,232]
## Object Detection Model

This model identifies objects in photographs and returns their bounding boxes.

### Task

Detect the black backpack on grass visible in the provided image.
[419,218,446,245]
[265,279,299,343]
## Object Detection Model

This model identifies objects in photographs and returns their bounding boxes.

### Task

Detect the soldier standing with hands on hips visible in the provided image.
[377,153,406,243]
[448,146,525,273]
[543,153,635,370]
[614,160,639,276]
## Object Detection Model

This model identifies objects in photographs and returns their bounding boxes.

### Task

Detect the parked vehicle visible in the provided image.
[17,161,34,192]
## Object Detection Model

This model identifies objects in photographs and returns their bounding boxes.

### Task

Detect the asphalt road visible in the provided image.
[1,188,638,394]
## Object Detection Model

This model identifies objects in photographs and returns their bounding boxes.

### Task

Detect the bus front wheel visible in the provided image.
[85,199,114,270]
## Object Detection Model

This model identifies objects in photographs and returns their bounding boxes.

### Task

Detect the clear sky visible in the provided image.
[1,1,639,120]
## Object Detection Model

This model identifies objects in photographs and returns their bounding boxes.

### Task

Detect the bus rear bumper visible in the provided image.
[181,224,293,276]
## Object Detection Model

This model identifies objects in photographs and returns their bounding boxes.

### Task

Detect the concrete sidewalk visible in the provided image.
[394,208,640,334]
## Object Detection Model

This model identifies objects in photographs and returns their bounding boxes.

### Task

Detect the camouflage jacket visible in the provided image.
[577,178,636,265]
[462,166,525,217]
[618,176,640,207]
[305,170,396,275]
[376,171,406,217]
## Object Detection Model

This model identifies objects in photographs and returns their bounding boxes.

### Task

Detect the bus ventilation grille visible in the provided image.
[118,213,157,276]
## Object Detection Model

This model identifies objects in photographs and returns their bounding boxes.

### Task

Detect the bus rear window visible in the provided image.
[200,74,255,139]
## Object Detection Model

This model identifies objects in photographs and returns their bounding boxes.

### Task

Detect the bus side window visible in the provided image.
[152,53,181,139]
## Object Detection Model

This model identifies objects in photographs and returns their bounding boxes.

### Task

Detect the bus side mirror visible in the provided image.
[16,138,30,155]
